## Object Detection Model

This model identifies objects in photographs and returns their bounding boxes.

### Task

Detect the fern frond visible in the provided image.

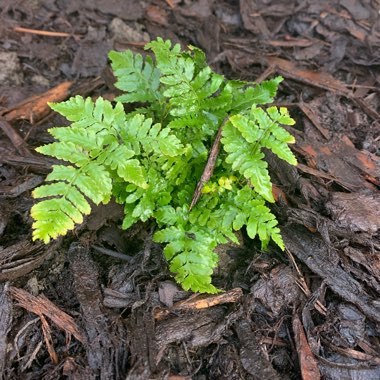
[48,95,93,121]
[145,38,183,74]
[47,127,101,151]
[104,145,147,188]
[234,186,284,249]
[202,88,232,112]
[109,50,162,103]
[33,182,91,215]
[222,105,297,202]
[121,114,184,158]
[248,76,284,105]
[31,162,112,243]
[156,147,194,185]
[167,114,218,145]
[146,38,227,119]
[116,167,174,226]
[49,96,125,133]
[36,142,89,166]
[154,224,219,293]
[31,199,81,243]
[44,164,112,206]
[229,76,284,113]
[31,97,132,243]
[191,186,284,250]
[222,118,274,202]
[263,106,297,165]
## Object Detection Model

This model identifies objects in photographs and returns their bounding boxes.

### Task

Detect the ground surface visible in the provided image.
[0,1,380,379]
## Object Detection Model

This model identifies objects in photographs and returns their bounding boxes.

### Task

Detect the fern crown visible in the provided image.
[31,37,297,293]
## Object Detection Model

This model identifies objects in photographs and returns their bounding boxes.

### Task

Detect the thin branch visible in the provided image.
[190,117,229,210]
[13,26,79,38]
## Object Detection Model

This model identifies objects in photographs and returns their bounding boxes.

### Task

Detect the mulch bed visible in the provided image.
[0,1,379,379]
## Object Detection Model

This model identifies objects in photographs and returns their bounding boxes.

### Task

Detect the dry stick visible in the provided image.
[40,314,59,365]
[285,248,327,316]
[0,117,33,157]
[117,41,147,47]
[0,147,52,171]
[10,287,86,344]
[293,313,321,380]
[21,341,43,371]
[154,287,242,320]
[13,26,75,38]
[2,81,73,123]
[190,117,229,210]
[92,245,132,262]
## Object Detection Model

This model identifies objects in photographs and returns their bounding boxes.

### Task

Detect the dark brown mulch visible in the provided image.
[0,1,379,379]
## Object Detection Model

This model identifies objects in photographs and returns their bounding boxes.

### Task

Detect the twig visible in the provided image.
[154,287,242,320]
[14,317,40,355]
[165,0,176,8]
[190,117,229,209]
[0,117,32,157]
[116,41,147,47]
[285,248,327,316]
[2,81,73,123]
[21,341,43,371]
[13,26,76,38]
[40,315,59,364]
[293,312,321,380]
[10,286,86,343]
[92,245,132,262]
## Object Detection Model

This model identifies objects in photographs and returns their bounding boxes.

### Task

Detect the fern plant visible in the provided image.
[31,38,297,293]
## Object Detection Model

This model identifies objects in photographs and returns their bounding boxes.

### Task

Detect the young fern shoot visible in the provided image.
[31,38,297,293]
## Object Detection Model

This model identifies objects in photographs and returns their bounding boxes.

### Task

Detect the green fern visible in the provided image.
[222,105,296,202]
[31,38,297,293]
[109,50,162,104]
